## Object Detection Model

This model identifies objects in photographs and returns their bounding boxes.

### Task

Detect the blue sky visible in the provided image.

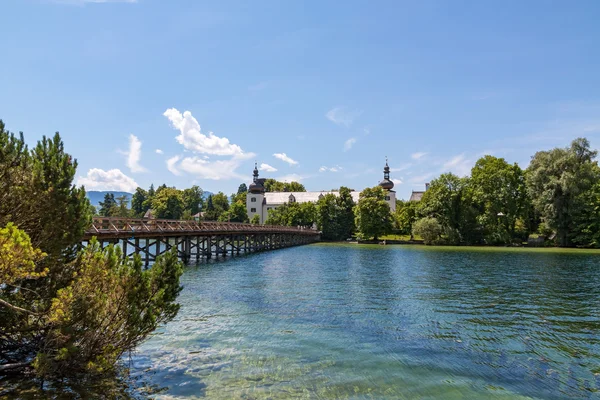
[1,0,599,200]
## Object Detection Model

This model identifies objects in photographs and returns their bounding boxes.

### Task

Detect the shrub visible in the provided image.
[412,217,443,245]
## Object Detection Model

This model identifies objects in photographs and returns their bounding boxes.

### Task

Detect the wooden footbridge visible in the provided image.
[83,217,320,264]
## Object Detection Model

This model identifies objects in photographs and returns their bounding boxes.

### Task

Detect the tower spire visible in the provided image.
[379,157,394,190]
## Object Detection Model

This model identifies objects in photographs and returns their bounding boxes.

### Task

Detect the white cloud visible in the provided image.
[442,154,472,176]
[125,134,147,173]
[166,155,181,176]
[273,153,298,165]
[326,107,362,127]
[77,168,138,192]
[260,163,278,172]
[343,138,357,152]
[411,152,428,160]
[155,149,164,154]
[164,108,244,156]
[277,173,305,183]
[319,165,342,172]
[391,178,403,185]
[178,155,253,180]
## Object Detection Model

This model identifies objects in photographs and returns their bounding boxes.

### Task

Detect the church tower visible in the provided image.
[247,163,265,223]
[378,158,396,212]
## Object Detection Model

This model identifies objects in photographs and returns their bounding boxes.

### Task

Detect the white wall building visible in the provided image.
[247,161,397,224]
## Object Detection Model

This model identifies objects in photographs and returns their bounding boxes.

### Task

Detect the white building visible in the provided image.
[246,160,397,224]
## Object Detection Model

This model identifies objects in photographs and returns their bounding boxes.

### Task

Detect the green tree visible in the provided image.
[571,169,600,248]
[316,193,342,240]
[354,186,392,240]
[471,155,530,244]
[115,194,131,217]
[419,173,480,245]
[237,183,248,195]
[131,187,149,217]
[204,195,215,220]
[526,138,598,247]
[221,200,248,223]
[98,193,117,217]
[263,179,306,192]
[250,214,261,224]
[151,187,184,219]
[412,217,443,245]
[0,121,183,381]
[394,200,419,239]
[337,187,355,239]
[182,185,204,215]
[266,202,316,228]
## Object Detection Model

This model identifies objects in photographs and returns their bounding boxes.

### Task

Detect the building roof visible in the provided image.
[264,191,361,205]
[409,191,425,202]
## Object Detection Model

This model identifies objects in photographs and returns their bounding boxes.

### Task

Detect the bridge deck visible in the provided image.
[84,217,319,240]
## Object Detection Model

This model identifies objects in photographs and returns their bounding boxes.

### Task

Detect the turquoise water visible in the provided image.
[129,244,600,399]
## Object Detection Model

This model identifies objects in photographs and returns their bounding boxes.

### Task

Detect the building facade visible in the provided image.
[246,161,397,224]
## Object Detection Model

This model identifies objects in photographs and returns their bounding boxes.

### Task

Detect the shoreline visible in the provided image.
[314,240,600,253]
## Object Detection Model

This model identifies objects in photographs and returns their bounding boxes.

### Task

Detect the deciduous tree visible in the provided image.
[526,138,598,246]
[354,186,392,240]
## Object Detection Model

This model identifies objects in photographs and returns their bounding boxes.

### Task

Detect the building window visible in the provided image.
[251,197,257,202]
[250,208,256,212]
[385,196,390,201]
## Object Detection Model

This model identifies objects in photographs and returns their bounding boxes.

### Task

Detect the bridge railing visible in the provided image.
[86,217,318,236]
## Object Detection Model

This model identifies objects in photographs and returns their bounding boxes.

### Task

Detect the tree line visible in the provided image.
[97,179,307,223]
[402,138,600,247]
[262,138,600,248]
[0,120,183,386]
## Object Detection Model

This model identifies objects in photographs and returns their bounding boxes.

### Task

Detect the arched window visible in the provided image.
[289,194,296,203]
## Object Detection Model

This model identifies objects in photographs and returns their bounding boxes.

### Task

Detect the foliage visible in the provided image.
[115,195,131,218]
[0,121,183,383]
[571,177,600,248]
[98,193,117,217]
[315,187,355,240]
[412,217,443,245]
[419,173,481,245]
[316,194,341,240]
[237,183,248,195]
[354,186,392,240]
[151,187,184,219]
[266,202,316,228]
[394,200,419,239]
[337,187,356,239]
[204,192,229,221]
[33,242,182,376]
[250,214,261,224]
[0,223,47,286]
[130,187,149,217]
[182,185,204,215]
[263,179,306,193]
[526,138,599,246]
[220,200,248,223]
[470,156,529,244]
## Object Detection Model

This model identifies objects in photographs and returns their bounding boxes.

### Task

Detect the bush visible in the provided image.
[412,217,443,245]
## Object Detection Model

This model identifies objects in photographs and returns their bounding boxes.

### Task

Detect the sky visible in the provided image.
[1,0,599,200]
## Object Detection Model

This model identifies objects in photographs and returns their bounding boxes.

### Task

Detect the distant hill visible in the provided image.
[87,191,132,209]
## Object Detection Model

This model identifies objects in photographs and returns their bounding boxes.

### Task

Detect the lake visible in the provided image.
[128,244,600,399]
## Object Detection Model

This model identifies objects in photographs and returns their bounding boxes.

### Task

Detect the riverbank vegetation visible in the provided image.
[0,121,183,385]
[402,138,600,247]
[263,138,600,248]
